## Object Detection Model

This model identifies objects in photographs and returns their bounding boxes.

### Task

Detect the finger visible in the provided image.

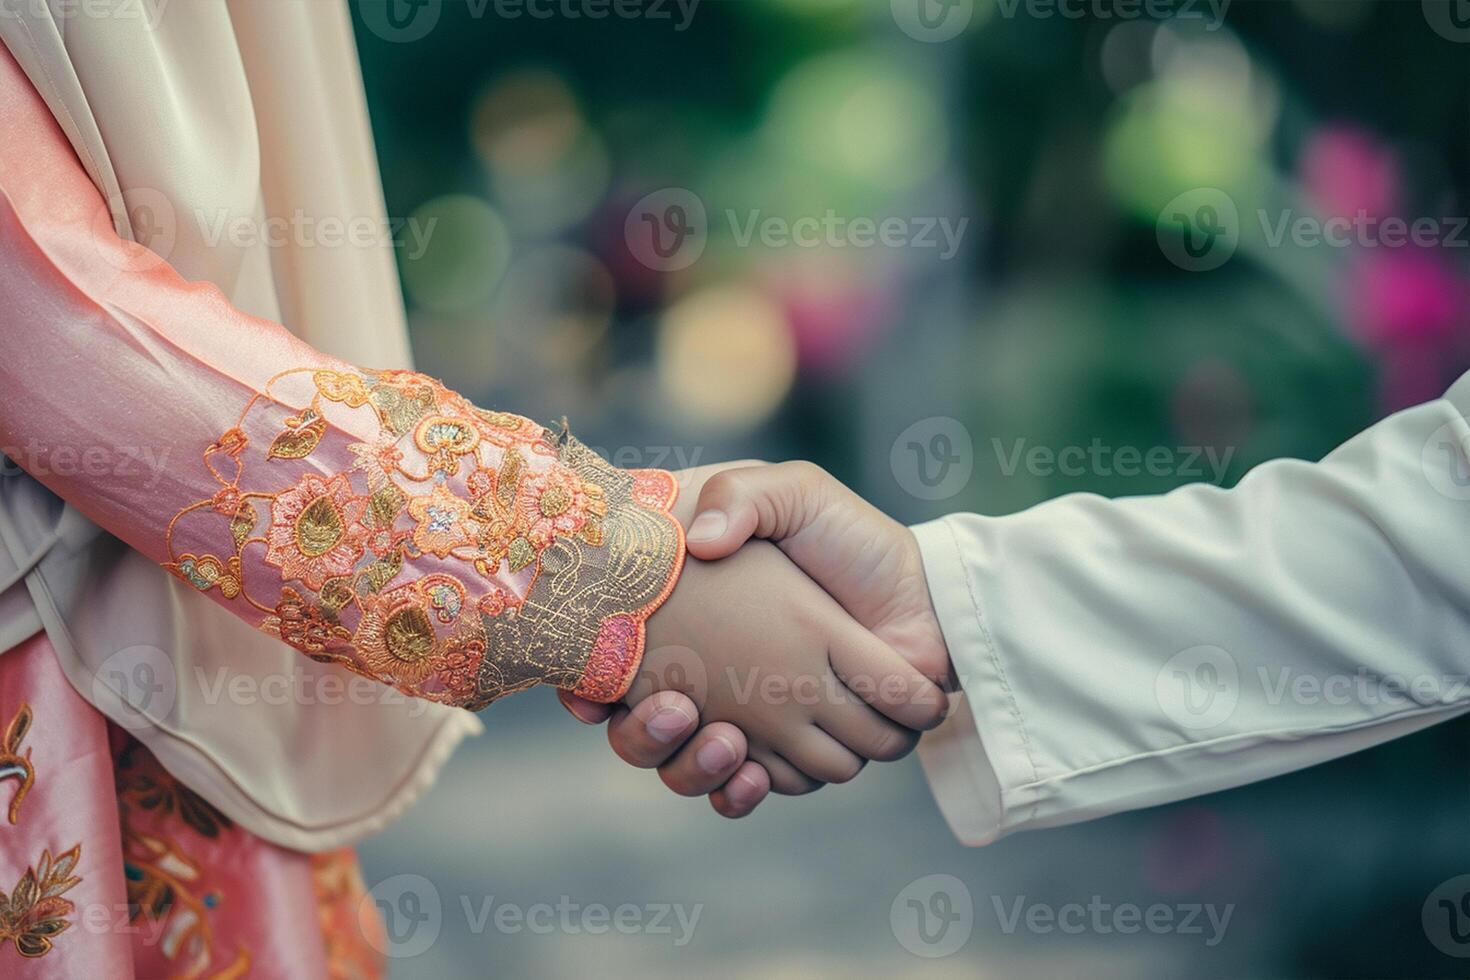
[815,699,921,763]
[656,722,749,797]
[827,620,948,732]
[558,689,614,725]
[685,462,829,561]
[784,726,866,785]
[710,761,771,818]
[605,690,699,769]
[752,748,824,796]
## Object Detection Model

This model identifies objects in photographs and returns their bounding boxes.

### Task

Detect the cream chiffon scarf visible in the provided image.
[0,0,481,851]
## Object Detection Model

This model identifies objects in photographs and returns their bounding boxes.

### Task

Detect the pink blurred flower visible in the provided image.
[1299,126,1401,221]
[1346,248,1465,348]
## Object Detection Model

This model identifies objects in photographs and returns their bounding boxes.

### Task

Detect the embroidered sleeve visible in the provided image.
[0,46,682,709]
[160,369,683,707]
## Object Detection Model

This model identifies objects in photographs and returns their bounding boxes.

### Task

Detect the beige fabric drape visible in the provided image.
[0,0,482,851]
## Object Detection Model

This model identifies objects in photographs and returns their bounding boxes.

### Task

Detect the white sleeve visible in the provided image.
[915,372,1470,846]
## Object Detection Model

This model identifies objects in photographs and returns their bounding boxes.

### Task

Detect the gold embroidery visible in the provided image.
[117,742,250,980]
[0,704,34,825]
[0,844,81,959]
[310,850,385,980]
[165,368,684,706]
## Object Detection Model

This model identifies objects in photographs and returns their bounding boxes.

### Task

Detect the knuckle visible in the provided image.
[658,767,708,798]
[872,727,920,762]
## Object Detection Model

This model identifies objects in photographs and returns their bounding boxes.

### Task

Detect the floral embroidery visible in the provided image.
[310,850,385,980]
[515,466,594,547]
[116,742,250,979]
[265,473,370,591]
[165,367,684,706]
[0,703,34,825]
[407,483,475,558]
[0,844,81,959]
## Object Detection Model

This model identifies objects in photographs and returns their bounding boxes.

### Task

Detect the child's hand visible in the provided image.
[684,462,955,692]
[632,539,946,794]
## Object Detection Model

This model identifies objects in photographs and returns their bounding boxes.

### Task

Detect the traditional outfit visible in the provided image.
[917,371,1470,844]
[0,2,682,975]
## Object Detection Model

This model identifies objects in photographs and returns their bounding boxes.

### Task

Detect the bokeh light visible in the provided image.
[400,194,511,313]
[656,285,797,433]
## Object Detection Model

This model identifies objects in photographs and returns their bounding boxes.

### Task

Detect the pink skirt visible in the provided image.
[0,631,385,978]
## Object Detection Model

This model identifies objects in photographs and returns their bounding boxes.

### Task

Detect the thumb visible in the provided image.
[684,461,826,561]
[558,689,615,724]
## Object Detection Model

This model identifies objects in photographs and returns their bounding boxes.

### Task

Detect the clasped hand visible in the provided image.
[560,462,955,817]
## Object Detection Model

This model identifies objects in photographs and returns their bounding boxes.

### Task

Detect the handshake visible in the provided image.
[561,461,958,817]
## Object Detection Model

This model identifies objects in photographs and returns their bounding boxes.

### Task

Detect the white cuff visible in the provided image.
[912,516,1035,846]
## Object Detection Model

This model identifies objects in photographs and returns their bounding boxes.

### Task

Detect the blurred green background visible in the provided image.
[350,1,1470,976]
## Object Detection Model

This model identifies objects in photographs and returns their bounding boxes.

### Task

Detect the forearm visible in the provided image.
[0,49,683,709]
[917,380,1470,843]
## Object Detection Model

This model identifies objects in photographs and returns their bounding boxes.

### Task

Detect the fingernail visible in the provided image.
[686,510,728,543]
[566,700,603,724]
[725,771,761,808]
[645,706,694,743]
[695,735,737,774]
